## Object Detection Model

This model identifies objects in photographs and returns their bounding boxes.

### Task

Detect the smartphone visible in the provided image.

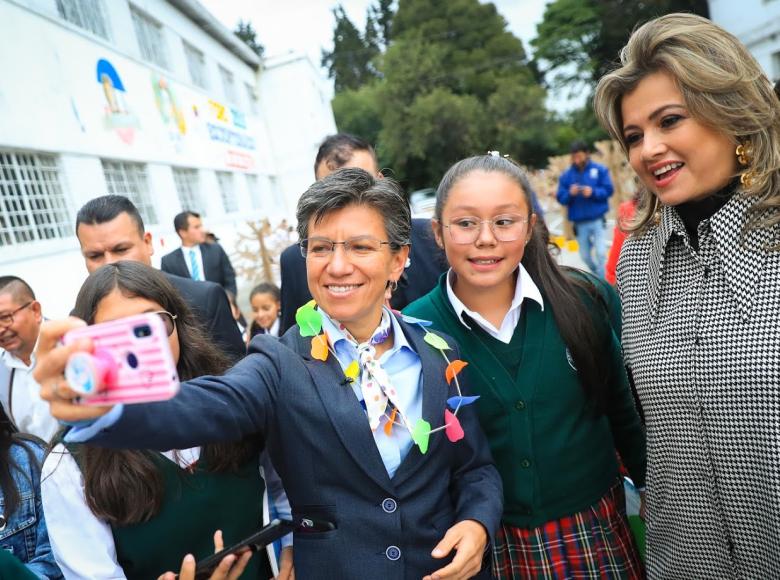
[192,518,335,579]
[63,313,180,406]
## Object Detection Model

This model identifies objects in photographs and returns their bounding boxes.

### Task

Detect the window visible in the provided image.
[216,171,237,213]
[131,7,168,69]
[56,0,110,40]
[246,174,262,209]
[0,152,72,247]
[219,66,237,104]
[173,168,205,215]
[245,83,259,115]
[183,42,208,89]
[101,160,157,225]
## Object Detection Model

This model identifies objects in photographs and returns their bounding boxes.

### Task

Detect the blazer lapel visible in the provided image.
[199,243,215,282]
[291,332,394,493]
[175,248,191,279]
[390,319,448,488]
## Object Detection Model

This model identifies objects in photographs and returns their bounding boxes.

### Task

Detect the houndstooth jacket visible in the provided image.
[617,194,780,579]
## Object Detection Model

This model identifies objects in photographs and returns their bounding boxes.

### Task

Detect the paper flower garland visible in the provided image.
[296,301,479,454]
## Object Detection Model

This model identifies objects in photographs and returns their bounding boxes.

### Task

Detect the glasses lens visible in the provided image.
[304,238,334,257]
[345,236,382,256]
[156,312,176,336]
[0,314,11,327]
[492,215,527,242]
[449,217,481,244]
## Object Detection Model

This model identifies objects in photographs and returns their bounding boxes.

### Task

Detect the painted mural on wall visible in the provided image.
[96,59,139,144]
[152,73,187,150]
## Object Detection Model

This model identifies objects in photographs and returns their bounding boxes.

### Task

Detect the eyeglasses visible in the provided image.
[152,311,178,337]
[444,214,530,245]
[299,236,396,258]
[0,301,33,328]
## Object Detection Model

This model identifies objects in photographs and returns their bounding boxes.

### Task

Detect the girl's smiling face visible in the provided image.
[250,292,280,330]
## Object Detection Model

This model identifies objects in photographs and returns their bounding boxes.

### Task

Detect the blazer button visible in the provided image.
[520,459,531,468]
[382,498,397,513]
[386,545,401,561]
[514,400,526,411]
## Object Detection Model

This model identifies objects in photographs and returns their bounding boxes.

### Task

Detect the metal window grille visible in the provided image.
[173,168,206,215]
[184,42,208,89]
[131,8,168,69]
[219,66,237,103]
[246,174,262,209]
[56,0,110,40]
[245,83,259,114]
[101,160,157,225]
[216,172,237,213]
[0,152,72,247]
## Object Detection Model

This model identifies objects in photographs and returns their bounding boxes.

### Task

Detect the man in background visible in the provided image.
[556,141,614,278]
[278,133,447,333]
[75,196,245,361]
[0,276,59,439]
[161,211,237,296]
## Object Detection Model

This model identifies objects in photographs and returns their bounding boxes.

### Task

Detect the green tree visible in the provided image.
[332,84,383,151]
[367,0,395,48]
[322,6,380,92]
[234,20,264,58]
[377,0,554,189]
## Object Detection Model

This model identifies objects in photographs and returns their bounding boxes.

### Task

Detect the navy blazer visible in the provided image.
[161,243,237,296]
[279,218,448,334]
[86,316,502,579]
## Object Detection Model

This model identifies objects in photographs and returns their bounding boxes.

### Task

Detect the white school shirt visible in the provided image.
[42,445,292,579]
[445,263,544,343]
[0,348,59,440]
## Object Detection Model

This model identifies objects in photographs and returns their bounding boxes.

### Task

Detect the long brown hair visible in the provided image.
[67,262,258,526]
[435,155,612,412]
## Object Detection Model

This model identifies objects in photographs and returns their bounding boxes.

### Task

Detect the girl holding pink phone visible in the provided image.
[41,262,292,579]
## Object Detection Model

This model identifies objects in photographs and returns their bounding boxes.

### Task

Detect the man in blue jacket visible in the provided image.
[556,141,614,278]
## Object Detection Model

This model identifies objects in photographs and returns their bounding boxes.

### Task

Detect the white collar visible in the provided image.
[446,263,544,337]
[0,345,36,370]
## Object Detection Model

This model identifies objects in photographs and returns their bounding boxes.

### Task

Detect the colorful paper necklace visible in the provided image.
[296,300,479,454]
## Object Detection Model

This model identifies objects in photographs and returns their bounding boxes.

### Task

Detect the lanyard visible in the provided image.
[6,368,16,428]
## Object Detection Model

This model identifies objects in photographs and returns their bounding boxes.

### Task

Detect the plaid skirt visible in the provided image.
[491,481,644,579]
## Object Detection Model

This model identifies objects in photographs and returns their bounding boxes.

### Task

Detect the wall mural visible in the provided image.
[96,58,139,144]
[152,73,187,150]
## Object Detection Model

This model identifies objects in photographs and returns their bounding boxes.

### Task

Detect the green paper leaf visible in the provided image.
[423,332,450,351]
[296,303,322,337]
[344,360,360,381]
[411,418,431,454]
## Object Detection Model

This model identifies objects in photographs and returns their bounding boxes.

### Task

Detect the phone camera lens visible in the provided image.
[133,324,152,338]
[126,352,139,369]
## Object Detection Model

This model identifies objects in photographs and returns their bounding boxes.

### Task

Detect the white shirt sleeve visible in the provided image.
[41,444,127,579]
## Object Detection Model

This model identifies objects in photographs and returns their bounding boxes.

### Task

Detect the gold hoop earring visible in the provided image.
[736,140,755,187]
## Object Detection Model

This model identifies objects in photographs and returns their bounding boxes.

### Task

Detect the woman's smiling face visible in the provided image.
[621,70,737,205]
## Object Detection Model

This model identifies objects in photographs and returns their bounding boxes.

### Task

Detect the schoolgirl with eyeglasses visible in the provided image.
[40,262,291,579]
[405,155,647,579]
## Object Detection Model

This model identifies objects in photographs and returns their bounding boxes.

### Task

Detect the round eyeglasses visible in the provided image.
[152,311,178,337]
[0,301,33,328]
[443,214,530,245]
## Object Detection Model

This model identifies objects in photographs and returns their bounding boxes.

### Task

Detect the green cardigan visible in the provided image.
[404,273,646,528]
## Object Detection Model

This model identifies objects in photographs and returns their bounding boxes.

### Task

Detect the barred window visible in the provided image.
[184,42,208,89]
[101,160,157,225]
[0,152,72,247]
[216,172,237,213]
[245,83,259,114]
[246,174,262,209]
[131,8,168,69]
[219,66,237,104]
[173,168,206,215]
[57,0,110,40]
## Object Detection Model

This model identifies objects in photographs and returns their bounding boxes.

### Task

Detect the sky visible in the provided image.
[198,0,584,111]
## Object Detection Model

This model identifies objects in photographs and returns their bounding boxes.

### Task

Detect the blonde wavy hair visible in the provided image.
[593,13,780,240]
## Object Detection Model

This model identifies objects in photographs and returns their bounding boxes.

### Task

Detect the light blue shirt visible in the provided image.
[319,308,423,478]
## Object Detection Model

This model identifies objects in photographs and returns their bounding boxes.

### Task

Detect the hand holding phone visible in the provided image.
[63,313,180,406]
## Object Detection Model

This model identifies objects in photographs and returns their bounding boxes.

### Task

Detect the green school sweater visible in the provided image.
[404,273,646,528]
[68,447,264,579]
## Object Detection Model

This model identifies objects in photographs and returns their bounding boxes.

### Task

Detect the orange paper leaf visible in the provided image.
[311,334,329,361]
[384,408,397,436]
[445,360,468,385]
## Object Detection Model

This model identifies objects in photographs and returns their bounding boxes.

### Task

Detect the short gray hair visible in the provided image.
[296,168,411,249]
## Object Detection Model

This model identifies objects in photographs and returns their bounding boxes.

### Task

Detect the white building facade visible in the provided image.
[709,0,780,80]
[0,0,336,315]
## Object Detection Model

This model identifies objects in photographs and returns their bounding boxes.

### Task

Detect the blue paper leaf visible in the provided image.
[447,395,480,410]
[399,314,433,327]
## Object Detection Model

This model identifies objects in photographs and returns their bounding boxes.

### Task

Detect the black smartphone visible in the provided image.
[192,518,335,579]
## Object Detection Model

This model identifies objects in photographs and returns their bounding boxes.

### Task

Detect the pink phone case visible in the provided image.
[63,313,180,406]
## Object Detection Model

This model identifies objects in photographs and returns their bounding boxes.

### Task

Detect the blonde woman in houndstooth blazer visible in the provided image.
[594,13,780,579]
